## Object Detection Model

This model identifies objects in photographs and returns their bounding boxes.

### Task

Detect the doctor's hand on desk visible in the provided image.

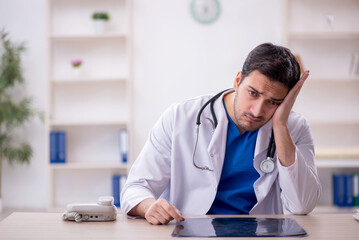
[271,70,310,167]
[129,198,184,225]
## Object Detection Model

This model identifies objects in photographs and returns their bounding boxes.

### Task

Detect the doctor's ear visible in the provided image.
[234,72,242,90]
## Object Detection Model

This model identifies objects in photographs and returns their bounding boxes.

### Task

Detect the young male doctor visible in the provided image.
[121,43,322,225]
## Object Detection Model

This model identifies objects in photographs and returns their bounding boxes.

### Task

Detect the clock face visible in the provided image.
[190,0,221,24]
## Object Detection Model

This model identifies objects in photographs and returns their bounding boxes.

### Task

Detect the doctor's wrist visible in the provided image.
[128,198,156,218]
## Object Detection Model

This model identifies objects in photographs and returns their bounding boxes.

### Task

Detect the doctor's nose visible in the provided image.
[251,100,266,118]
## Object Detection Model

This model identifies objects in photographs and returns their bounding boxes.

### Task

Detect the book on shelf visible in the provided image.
[333,173,358,207]
[350,52,359,77]
[354,174,359,206]
[49,131,66,164]
[112,174,127,207]
[119,129,128,163]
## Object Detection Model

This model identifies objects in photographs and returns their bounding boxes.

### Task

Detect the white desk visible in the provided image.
[0,212,358,239]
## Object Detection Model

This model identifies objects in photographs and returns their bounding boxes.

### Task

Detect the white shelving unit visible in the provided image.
[46,0,132,209]
[282,0,359,205]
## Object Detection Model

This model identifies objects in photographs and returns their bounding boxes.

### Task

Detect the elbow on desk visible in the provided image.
[284,191,322,215]
[287,206,313,215]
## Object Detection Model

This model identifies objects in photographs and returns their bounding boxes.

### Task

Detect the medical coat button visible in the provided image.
[210,153,214,158]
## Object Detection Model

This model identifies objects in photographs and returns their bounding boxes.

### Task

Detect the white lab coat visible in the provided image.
[120,90,322,215]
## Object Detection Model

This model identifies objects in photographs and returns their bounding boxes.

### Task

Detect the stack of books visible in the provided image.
[333,173,359,207]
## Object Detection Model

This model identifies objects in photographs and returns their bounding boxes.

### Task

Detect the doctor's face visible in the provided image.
[232,70,288,133]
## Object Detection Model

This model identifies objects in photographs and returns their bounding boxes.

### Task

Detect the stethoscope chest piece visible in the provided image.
[260,157,275,173]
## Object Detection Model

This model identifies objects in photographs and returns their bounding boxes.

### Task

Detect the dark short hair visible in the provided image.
[241,43,301,90]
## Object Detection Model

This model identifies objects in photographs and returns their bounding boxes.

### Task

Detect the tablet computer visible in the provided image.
[172,217,307,237]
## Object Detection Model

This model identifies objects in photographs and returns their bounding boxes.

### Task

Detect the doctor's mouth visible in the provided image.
[244,113,264,124]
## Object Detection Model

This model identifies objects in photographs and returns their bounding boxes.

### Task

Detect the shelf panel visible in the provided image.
[316,159,359,168]
[289,32,359,40]
[51,77,128,84]
[50,120,128,127]
[49,162,127,170]
[316,147,359,159]
[306,120,359,125]
[51,33,127,41]
[308,76,359,83]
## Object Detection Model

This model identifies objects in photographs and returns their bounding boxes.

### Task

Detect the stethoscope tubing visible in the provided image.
[192,89,276,173]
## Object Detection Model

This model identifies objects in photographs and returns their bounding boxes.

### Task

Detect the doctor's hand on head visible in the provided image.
[271,70,309,128]
[129,198,184,225]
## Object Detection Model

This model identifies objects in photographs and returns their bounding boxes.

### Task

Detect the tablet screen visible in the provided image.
[172,217,307,237]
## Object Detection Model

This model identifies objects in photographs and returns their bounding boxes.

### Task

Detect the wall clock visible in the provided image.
[190,0,221,24]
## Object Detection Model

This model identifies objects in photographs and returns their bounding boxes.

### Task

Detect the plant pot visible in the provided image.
[93,19,107,33]
[72,67,82,77]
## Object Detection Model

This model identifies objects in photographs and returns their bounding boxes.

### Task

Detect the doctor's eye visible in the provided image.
[269,100,281,106]
[248,90,258,97]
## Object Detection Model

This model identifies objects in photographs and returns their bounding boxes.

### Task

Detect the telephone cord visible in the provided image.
[62,211,82,222]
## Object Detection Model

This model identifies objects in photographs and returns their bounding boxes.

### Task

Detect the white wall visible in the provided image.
[0,0,281,209]
[0,0,47,208]
[132,0,282,156]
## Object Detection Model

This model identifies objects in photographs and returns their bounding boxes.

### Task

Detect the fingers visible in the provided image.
[144,199,184,225]
[300,70,310,82]
[288,70,310,101]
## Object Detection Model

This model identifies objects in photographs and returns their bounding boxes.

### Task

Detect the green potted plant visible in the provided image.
[0,31,42,212]
[92,12,110,33]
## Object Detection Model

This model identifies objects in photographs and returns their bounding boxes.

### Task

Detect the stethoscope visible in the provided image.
[192,89,276,174]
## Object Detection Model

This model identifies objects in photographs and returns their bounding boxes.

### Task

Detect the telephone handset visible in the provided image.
[62,196,118,222]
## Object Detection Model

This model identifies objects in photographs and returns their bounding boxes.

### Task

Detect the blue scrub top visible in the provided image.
[207,102,260,214]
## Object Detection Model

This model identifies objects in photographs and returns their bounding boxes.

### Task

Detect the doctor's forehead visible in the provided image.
[242,71,288,97]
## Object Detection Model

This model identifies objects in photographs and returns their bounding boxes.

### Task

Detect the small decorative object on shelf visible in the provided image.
[92,12,110,33]
[71,59,83,77]
[325,14,335,31]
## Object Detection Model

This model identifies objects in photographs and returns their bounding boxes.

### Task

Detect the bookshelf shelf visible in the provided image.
[316,159,359,168]
[315,147,359,159]
[51,33,127,41]
[50,120,128,127]
[307,76,359,83]
[50,162,128,171]
[289,31,359,40]
[307,120,359,125]
[51,77,128,84]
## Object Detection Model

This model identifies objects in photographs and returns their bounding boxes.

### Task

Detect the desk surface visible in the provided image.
[0,212,358,240]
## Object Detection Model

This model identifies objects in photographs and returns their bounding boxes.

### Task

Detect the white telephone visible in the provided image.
[62,196,118,222]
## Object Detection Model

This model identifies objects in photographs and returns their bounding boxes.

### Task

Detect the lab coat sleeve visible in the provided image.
[277,116,322,214]
[120,104,175,215]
